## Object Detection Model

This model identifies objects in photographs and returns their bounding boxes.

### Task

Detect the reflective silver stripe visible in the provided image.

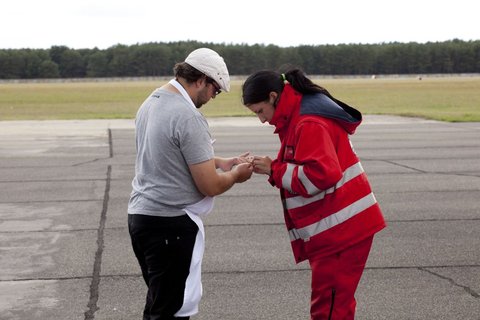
[288,228,301,242]
[298,165,321,195]
[282,163,296,193]
[286,162,364,210]
[289,192,377,241]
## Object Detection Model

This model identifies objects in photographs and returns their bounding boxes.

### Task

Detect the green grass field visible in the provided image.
[1,76,479,122]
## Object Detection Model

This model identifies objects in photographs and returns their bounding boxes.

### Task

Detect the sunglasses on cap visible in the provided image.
[206,77,221,96]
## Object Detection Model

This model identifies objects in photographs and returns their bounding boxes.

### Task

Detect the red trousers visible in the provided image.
[309,236,374,320]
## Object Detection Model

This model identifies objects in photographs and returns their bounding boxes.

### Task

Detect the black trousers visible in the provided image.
[128,214,199,320]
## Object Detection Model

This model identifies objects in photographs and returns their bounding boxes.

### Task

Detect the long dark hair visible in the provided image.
[242,68,331,106]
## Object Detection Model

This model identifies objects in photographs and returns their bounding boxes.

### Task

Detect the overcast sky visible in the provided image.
[1,0,478,49]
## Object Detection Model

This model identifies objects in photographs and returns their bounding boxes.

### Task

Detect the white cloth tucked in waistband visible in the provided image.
[174,196,214,317]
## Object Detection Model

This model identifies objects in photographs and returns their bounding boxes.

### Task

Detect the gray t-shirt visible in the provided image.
[127,87,214,217]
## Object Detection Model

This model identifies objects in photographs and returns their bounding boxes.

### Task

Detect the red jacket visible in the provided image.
[268,84,386,263]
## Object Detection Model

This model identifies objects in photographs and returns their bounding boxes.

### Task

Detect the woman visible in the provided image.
[242,69,386,319]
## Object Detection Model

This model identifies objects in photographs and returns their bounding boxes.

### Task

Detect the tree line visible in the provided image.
[0,39,479,79]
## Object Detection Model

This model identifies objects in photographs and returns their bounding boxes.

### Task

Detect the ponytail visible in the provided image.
[283,69,330,96]
[242,68,330,106]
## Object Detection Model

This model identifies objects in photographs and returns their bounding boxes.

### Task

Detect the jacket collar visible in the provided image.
[270,84,302,134]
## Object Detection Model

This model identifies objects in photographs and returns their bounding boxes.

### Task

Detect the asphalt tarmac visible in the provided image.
[0,116,479,320]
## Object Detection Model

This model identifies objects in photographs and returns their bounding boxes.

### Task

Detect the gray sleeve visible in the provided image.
[179,116,214,165]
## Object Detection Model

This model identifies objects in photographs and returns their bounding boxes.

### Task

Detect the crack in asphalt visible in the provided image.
[371,159,480,178]
[84,165,111,320]
[3,264,480,282]
[420,267,480,299]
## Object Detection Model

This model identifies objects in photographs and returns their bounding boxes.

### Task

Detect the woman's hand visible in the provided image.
[252,156,273,175]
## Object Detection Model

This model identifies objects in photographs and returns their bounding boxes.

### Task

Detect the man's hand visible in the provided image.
[231,162,254,182]
[216,152,251,171]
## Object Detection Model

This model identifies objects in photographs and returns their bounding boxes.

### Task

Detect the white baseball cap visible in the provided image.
[185,48,230,92]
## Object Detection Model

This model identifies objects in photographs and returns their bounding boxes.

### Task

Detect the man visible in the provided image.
[128,48,253,320]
